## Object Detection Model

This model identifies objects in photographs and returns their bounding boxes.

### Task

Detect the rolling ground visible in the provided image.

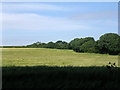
[2,48,118,67]
[2,48,120,89]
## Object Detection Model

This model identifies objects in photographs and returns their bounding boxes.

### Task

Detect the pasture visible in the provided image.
[2,48,120,88]
[2,48,118,67]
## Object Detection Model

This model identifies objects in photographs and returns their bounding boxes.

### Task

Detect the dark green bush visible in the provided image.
[95,33,120,55]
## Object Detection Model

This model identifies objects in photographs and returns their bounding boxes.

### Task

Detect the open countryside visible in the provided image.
[2,2,120,89]
[2,48,118,67]
[2,33,120,88]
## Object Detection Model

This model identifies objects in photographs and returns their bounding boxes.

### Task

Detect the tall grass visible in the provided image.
[2,48,120,88]
[2,66,120,88]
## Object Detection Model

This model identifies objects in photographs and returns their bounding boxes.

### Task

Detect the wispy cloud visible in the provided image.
[71,11,117,20]
[1,2,118,46]
[2,13,90,31]
[2,3,66,13]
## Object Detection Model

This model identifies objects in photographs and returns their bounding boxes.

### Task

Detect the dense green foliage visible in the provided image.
[68,37,94,52]
[55,41,68,49]
[26,41,68,49]
[26,42,47,48]
[2,33,120,55]
[26,33,120,55]
[80,40,98,53]
[3,66,120,89]
[95,33,120,55]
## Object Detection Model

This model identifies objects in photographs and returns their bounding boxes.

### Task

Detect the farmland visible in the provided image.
[2,48,118,67]
[2,48,120,89]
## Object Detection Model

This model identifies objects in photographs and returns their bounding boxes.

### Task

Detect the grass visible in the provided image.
[2,48,118,67]
[2,66,120,88]
[2,48,120,89]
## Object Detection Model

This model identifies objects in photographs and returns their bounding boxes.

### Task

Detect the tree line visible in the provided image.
[2,33,120,55]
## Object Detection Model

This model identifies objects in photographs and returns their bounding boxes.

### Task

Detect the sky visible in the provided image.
[1,2,118,46]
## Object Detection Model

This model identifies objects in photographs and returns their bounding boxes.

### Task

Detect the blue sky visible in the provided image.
[2,2,118,46]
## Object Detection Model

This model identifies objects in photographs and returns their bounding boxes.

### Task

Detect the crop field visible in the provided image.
[2,48,118,67]
[2,48,120,89]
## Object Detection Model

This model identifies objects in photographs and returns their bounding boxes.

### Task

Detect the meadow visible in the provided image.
[2,48,118,67]
[2,48,120,89]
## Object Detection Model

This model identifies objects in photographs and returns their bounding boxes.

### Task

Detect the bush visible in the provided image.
[80,40,98,53]
[69,37,94,52]
[55,41,68,49]
[96,33,120,55]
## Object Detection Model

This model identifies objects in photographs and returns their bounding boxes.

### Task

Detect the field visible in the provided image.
[2,48,120,89]
[2,48,118,67]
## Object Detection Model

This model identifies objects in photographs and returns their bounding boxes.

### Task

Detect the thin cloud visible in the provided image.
[2,3,66,13]
[2,13,90,31]
[71,11,117,20]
